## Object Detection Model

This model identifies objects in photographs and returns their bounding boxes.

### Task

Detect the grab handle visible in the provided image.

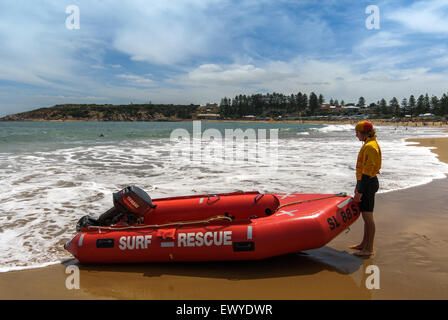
[207,194,220,202]
[254,193,264,203]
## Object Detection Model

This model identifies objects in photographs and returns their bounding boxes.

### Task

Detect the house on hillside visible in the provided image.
[196,113,220,120]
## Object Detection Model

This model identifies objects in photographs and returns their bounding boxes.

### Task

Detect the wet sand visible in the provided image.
[1,138,448,300]
[408,137,448,164]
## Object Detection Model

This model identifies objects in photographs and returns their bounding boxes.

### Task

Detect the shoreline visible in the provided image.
[0,173,444,275]
[1,136,447,299]
[407,137,448,164]
[0,154,446,275]
[1,176,447,299]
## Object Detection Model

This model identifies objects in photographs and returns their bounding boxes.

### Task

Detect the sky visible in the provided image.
[0,0,448,116]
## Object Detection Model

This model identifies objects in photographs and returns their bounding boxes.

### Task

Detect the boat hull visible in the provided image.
[65,192,360,263]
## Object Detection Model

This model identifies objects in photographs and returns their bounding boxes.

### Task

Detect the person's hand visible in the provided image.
[353,189,362,202]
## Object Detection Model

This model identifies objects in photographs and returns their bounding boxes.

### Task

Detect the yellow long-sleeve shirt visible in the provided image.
[356,136,382,180]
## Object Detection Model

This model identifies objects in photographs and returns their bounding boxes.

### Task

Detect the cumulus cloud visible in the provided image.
[1,0,448,116]
[357,32,405,53]
[163,54,448,105]
[187,64,269,84]
[0,1,106,91]
[110,0,224,65]
[387,0,448,34]
[116,74,155,87]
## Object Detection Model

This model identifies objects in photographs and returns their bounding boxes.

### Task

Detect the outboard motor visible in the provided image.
[76,186,156,232]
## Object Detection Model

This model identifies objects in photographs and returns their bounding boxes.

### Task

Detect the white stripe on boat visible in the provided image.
[337,198,352,208]
[279,193,295,199]
[78,234,85,247]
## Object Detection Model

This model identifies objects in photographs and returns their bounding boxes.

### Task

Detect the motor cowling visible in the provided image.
[113,186,156,217]
[75,186,156,232]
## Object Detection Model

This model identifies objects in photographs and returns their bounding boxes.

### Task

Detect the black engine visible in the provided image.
[76,186,156,232]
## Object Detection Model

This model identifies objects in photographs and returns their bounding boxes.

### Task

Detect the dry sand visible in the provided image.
[1,137,447,300]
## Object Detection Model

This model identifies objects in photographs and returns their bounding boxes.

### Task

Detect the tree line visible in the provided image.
[372,94,448,118]
[219,92,448,119]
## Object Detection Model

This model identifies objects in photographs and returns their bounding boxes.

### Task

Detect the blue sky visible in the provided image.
[1,0,448,116]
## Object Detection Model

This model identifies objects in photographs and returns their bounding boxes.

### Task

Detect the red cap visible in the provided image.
[355,121,373,132]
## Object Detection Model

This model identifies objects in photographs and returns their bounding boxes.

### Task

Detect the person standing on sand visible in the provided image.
[351,121,382,257]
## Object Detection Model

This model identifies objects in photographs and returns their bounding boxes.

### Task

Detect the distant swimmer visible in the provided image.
[99,134,104,137]
[350,121,382,258]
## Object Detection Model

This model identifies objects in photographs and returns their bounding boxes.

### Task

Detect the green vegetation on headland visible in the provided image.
[2,91,448,122]
[0,103,199,121]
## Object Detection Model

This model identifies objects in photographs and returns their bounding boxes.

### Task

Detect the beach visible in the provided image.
[0,134,447,300]
[3,0,448,303]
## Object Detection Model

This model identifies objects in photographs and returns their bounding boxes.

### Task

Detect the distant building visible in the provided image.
[320,104,331,111]
[343,106,360,110]
[197,113,220,120]
[320,104,357,113]
[198,103,219,114]
[329,107,345,112]
[418,113,435,119]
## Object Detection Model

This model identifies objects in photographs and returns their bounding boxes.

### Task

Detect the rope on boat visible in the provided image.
[86,214,233,232]
[274,192,348,213]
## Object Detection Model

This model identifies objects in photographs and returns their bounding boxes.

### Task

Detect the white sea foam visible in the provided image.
[0,124,447,272]
[312,124,354,133]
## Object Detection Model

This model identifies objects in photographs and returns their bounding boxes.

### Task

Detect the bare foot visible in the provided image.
[349,244,364,250]
[353,250,375,257]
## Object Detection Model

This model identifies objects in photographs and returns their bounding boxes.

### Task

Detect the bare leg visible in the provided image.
[354,212,375,256]
[350,211,369,250]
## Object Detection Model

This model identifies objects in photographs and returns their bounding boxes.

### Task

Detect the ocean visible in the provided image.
[0,121,447,272]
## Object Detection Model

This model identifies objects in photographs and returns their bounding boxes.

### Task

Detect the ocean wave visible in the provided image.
[312,124,354,133]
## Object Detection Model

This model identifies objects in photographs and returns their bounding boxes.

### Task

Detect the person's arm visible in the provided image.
[356,179,363,193]
[354,187,362,202]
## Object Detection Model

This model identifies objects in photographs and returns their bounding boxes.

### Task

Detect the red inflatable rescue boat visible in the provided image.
[65,189,360,263]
